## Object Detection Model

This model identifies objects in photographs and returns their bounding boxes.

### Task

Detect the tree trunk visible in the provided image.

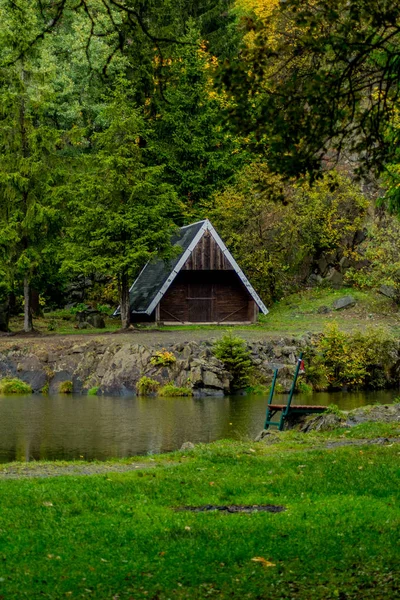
[23,276,33,332]
[120,272,131,329]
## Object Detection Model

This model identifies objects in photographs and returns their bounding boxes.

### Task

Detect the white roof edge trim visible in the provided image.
[205,221,269,315]
[144,221,209,315]
[179,219,207,230]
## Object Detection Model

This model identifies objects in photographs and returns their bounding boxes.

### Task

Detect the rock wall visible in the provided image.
[0,336,311,396]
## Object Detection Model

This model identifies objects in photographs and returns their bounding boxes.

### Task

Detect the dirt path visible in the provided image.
[0,460,163,480]
[0,327,288,351]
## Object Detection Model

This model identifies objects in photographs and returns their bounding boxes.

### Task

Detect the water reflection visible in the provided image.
[0,390,396,463]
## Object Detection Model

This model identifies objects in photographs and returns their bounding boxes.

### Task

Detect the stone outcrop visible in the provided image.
[0,335,313,396]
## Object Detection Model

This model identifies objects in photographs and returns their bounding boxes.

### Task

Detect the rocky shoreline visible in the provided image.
[0,334,311,396]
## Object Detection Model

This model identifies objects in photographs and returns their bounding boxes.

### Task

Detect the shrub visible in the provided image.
[150,350,176,367]
[296,380,313,394]
[88,386,99,396]
[158,384,192,397]
[309,323,398,390]
[0,378,32,394]
[59,381,73,394]
[213,332,252,390]
[137,376,160,396]
[246,383,269,395]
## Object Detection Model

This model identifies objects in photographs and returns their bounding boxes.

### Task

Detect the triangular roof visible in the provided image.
[115,220,268,316]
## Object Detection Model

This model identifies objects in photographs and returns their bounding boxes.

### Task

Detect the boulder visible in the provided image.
[86,313,106,329]
[332,295,356,310]
[316,257,329,276]
[308,273,323,286]
[180,442,195,451]
[325,268,343,288]
[379,285,398,301]
[317,305,330,314]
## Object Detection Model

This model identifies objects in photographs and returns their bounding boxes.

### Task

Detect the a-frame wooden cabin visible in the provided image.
[118,220,268,325]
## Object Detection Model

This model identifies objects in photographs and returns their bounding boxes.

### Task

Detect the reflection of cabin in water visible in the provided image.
[120,220,268,325]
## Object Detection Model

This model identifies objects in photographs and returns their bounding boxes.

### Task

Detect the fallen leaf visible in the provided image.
[184,526,191,531]
[43,502,53,507]
[248,448,256,453]
[251,557,276,567]
[209,481,215,486]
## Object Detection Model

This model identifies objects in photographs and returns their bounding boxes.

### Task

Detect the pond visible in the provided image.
[0,389,397,463]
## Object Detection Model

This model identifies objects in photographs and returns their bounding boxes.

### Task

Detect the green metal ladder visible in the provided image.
[264,352,304,431]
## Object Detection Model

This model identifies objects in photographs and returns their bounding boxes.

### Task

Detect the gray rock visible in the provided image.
[339,256,352,269]
[308,273,323,286]
[325,268,343,288]
[78,321,91,329]
[317,305,330,314]
[379,285,398,300]
[316,257,328,276]
[180,442,195,451]
[86,314,106,329]
[332,295,356,310]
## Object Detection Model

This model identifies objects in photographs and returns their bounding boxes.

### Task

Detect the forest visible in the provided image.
[2,0,400,331]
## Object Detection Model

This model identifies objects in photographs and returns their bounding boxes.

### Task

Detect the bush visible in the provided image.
[88,386,99,396]
[213,332,252,390]
[309,323,398,390]
[158,384,192,397]
[136,376,160,396]
[296,380,313,394]
[59,381,73,394]
[150,350,176,367]
[0,378,32,394]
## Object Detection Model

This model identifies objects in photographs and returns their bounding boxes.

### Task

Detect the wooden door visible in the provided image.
[188,282,214,322]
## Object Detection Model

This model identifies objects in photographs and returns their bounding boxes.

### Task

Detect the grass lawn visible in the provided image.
[0,423,399,599]
[7,287,400,338]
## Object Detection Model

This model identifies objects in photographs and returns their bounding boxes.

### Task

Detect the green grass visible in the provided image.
[0,378,32,394]
[158,383,193,397]
[6,287,400,338]
[0,426,398,599]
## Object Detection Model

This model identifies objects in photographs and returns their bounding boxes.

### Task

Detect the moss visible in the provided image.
[158,384,192,397]
[41,382,49,395]
[137,376,160,396]
[59,381,73,394]
[88,386,99,396]
[0,378,32,395]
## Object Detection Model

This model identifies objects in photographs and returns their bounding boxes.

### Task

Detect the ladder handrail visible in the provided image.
[264,368,278,429]
[283,352,304,416]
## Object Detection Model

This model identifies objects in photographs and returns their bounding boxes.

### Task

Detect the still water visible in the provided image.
[0,390,396,463]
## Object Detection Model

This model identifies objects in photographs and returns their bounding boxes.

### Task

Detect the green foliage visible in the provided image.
[59,381,73,394]
[245,383,269,395]
[311,323,398,389]
[158,384,193,397]
[212,166,368,303]
[88,386,99,396]
[150,350,176,367]
[0,378,32,395]
[213,332,252,390]
[345,214,400,300]
[136,377,160,396]
[296,380,313,395]
[225,0,400,178]
[62,81,178,328]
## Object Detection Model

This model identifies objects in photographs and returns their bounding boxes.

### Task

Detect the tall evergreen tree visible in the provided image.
[63,84,178,329]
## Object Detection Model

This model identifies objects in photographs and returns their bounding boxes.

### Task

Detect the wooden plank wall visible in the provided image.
[182,230,233,271]
[159,272,257,323]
